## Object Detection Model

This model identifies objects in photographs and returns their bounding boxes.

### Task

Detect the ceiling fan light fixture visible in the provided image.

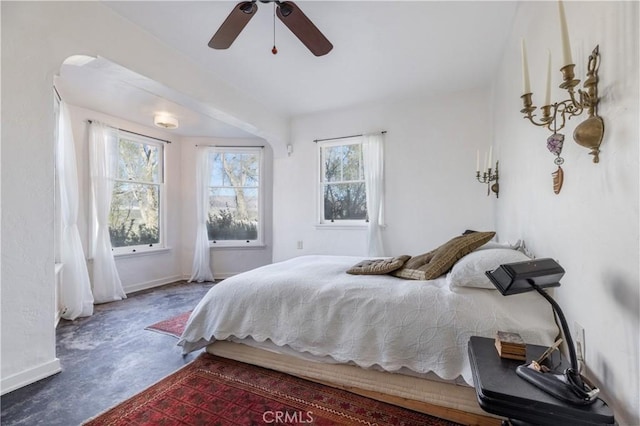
[154,113,179,129]
[209,0,332,56]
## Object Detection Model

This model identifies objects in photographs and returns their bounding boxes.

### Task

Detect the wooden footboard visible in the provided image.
[302,375,500,426]
[207,341,501,426]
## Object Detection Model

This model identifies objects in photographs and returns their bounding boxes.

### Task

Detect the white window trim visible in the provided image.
[111,133,166,256]
[113,246,172,258]
[207,146,264,248]
[316,137,369,227]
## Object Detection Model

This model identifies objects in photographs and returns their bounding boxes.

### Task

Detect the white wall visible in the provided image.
[492,2,639,424]
[273,89,495,261]
[1,1,286,394]
[180,137,273,279]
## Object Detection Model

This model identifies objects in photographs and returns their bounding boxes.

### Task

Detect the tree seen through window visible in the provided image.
[109,137,162,248]
[207,149,261,242]
[320,141,367,222]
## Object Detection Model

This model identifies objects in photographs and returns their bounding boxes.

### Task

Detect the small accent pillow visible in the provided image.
[392,231,496,280]
[347,255,411,275]
[447,248,531,289]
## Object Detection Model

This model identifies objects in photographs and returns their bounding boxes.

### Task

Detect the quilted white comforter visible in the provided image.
[178,255,558,384]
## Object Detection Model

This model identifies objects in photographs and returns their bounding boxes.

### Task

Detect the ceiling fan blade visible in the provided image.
[276,1,333,56]
[209,1,258,49]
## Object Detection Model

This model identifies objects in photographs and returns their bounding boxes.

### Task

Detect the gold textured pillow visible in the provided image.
[392,231,496,280]
[347,255,411,275]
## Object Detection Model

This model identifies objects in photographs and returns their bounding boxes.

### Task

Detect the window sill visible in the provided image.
[315,223,368,230]
[209,243,267,250]
[113,247,172,259]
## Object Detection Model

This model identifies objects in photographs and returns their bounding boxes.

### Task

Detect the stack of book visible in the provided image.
[494,331,526,360]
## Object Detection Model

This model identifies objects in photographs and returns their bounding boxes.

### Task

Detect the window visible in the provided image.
[109,135,164,253]
[318,138,368,224]
[207,147,263,246]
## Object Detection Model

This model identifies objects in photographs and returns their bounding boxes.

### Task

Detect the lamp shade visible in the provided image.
[485,258,564,295]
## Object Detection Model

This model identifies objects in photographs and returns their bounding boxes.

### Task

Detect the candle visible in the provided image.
[488,146,493,168]
[476,150,480,172]
[558,0,572,67]
[520,38,531,94]
[484,152,488,172]
[544,49,552,106]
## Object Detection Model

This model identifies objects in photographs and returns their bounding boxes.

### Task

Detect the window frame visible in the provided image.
[316,137,368,228]
[206,146,264,248]
[110,133,166,255]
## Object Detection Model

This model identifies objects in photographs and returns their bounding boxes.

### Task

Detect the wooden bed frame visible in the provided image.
[207,341,501,426]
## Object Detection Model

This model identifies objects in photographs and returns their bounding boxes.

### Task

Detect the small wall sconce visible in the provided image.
[476,148,499,198]
[519,1,603,165]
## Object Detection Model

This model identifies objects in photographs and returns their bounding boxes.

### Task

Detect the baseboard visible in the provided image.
[123,275,184,294]
[1,358,62,396]
[180,273,237,281]
[214,272,237,280]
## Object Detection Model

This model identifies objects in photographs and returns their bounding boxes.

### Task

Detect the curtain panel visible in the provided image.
[362,133,385,257]
[189,147,215,283]
[56,101,94,319]
[89,121,127,303]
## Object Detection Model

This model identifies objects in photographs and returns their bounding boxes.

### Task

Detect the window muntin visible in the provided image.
[109,136,164,252]
[319,139,368,224]
[207,147,263,246]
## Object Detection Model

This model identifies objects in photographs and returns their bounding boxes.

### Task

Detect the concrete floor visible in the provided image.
[1,280,214,426]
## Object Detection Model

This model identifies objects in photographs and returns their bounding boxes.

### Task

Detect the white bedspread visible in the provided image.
[178,255,558,384]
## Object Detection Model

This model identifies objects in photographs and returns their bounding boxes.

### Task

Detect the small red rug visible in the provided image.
[145,311,191,338]
[84,353,461,426]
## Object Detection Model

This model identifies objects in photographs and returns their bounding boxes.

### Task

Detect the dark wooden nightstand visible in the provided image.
[468,336,615,425]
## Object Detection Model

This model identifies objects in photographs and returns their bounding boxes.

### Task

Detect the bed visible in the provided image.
[178,240,559,425]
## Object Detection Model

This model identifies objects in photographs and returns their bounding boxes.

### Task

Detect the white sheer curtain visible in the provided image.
[362,133,385,257]
[189,147,214,283]
[56,102,94,319]
[89,121,127,303]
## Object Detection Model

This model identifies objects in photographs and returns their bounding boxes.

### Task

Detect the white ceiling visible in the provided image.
[55,57,257,138]
[57,1,519,138]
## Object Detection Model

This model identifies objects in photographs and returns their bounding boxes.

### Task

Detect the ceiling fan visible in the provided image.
[208,0,333,56]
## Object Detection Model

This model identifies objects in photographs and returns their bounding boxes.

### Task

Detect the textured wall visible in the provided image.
[1,1,287,393]
[491,2,639,423]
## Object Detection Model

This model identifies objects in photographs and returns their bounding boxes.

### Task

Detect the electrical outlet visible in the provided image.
[297,241,303,250]
[574,321,585,363]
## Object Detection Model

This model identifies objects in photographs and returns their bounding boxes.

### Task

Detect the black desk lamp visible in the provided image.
[486,258,600,405]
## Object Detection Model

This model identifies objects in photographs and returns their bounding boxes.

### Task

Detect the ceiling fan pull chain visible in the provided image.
[272,2,278,54]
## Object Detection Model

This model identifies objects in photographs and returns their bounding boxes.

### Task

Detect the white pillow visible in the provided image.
[476,239,522,251]
[447,248,531,290]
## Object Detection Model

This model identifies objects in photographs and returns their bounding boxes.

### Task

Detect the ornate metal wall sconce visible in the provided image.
[476,150,500,198]
[520,46,603,164]
[519,1,603,195]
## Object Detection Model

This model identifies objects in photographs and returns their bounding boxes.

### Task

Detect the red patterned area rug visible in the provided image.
[145,311,191,338]
[84,353,461,426]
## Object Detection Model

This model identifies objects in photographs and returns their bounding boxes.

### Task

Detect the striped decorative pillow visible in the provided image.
[392,231,496,280]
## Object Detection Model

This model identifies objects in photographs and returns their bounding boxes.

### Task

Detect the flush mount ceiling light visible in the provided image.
[154,113,179,129]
